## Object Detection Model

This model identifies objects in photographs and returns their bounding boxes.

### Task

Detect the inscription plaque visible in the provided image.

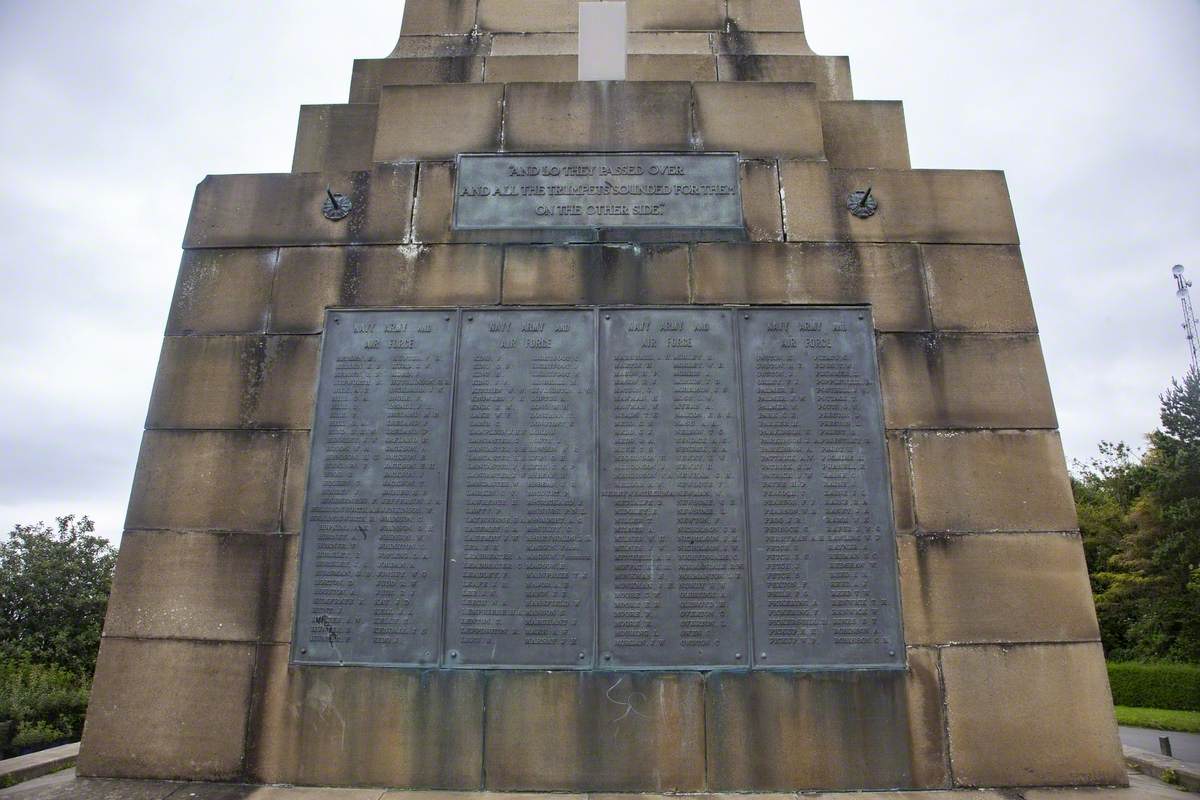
[294,310,456,666]
[739,308,903,669]
[443,309,597,668]
[598,308,750,668]
[294,307,904,670]
[453,153,744,242]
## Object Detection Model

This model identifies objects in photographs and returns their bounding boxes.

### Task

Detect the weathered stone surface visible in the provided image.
[714,31,815,55]
[484,672,705,791]
[146,336,318,429]
[183,166,415,248]
[739,160,784,241]
[691,242,931,331]
[923,244,1038,332]
[941,643,1127,787]
[375,84,503,161]
[629,31,718,54]
[292,105,377,173]
[0,774,186,800]
[780,162,1019,244]
[350,57,485,103]
[728,0,806,31]
[103,531,296,643]
[694,82,822,158]
[390,34,493,59]
[483,55,576,82]
[888,431,916,534]
[270,244,502,333]
[628,54,717,81]
[504,82,692,151]
[247,645,484,788]
[79,638,255,780]
[877,333,1057,429]
[715,55,852,100]
[477,0,575,32]
[629,0,725,30]
[898,532,1100,646]
[166,249,275,335]
[908,430,1077,532]
[820,101,910,169]
[399,0,477,35]
[125,430,289,532]
[281,431,309,534]
[502,245,690,304]
[706,648,948,790]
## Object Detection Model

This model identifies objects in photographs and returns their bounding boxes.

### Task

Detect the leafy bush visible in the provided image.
[0,658,89,757]
[1109,661,1200,712]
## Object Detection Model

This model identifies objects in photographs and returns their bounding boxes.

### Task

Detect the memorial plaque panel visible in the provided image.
[443,308,597,668]
[598,308,750,669]
[738,308,903,669]
[294,309,456,667]
[453,153,744,241]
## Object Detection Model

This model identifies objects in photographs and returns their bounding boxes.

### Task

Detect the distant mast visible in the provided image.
[1173,264,1199,372]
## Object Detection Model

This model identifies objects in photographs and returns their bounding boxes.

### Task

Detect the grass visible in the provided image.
[1115,705,1200,733]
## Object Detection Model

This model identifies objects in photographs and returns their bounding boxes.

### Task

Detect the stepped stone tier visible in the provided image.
[78,0,1127,793]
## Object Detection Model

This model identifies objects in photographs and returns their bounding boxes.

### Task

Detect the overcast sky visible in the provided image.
[0,1,1197,543]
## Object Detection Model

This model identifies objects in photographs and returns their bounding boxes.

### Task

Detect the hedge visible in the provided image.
[0,658,89,758]
[1108,661,1200,712]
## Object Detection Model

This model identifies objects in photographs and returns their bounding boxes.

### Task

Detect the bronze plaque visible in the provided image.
[738,308,903,669]
[442,309,597,668]
[597,308,750,669]
[293,310,456,667]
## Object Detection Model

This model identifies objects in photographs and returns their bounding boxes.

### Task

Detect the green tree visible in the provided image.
[0,516,117,675]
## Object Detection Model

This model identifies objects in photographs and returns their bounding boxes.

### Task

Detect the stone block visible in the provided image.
[923,244,1038,332]
[350,58,485,103]
[898,532,1100,646]
[629,0,725,30]
[182,165,415,248]
[484,55,576,82]
[691,242,931,331]
[694,82,822,158]
[728,0,806,32]
[103,530,296,643]
[739,160,784,241]
[292,104,378,173]
[78,638,255,780]
[477,0,576,32]
[780,161,1019,245]
[146,335,318,429]
[821,101,911,169]
[629,32,719,54]
[389,34,493,58]
[270,243,502,333]
[399,0,478,35]
[908,430,1077,532]
[888,431,916,534]
[941,643,1127,786]
[165,249,275,335]
[375,83,503,161]
[504,82,692,151]
[502,245,690,304]
[282,431,309,534]
[714,31,815,55]
[705,648,948,790]
[716,55,852,100]
[489,32,577,56]
[877,333,1057,429]
[125,430,289,532]
[484,671,705,791]
[629,54,717,81]
[247,645,484,787]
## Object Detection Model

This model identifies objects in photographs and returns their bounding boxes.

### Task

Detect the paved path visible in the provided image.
[1121,725,1200,766]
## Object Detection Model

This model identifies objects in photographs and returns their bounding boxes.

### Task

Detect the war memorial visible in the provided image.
[75,0,1130,793]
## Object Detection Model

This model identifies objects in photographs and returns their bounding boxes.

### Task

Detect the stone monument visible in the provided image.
[78,0,1128,791]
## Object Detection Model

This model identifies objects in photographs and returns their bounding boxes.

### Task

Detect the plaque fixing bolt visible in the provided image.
[760,652,767,659]
[300,648,308,654]
[734,652,742,660]
[449,650,459,659]
[578,652,586,660]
